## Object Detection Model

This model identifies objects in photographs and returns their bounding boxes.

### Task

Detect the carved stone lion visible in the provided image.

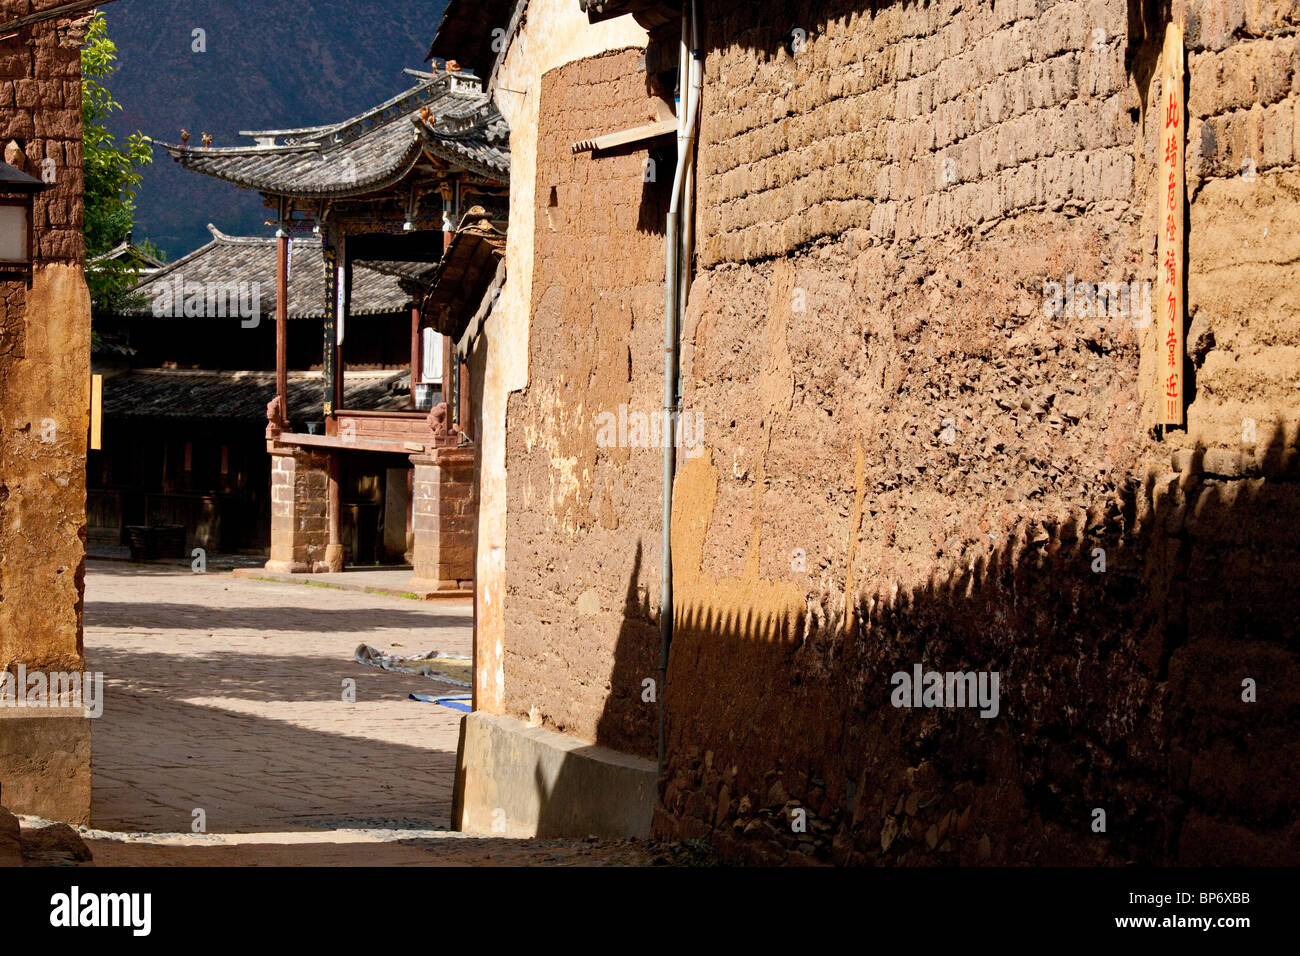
[265,395,286,440]
[428,401,452,447]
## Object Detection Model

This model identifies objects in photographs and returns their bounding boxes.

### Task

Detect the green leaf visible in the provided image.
[81,10,155,312]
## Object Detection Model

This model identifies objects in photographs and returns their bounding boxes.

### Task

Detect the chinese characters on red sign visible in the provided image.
[1157,26,1184,426]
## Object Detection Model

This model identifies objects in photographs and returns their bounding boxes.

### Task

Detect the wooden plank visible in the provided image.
[277,432,421,456]
[571,118,676,154]
[336,411,431,444]
[322,243,338,416]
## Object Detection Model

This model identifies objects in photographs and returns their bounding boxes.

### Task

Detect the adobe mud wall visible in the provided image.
[476,0,649,715]
[0,1,93,823]
[659,0,1299,864]
[0,3,90,674]
[503,48,671,758]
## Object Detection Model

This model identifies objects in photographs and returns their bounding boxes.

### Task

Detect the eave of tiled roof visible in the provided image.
[149,72,495,199]
[579,0,680,27]
[417,104,510,183]
[111,224,412,319]
[421,212,507,340]
[89,241,165,270]
[100,368,411,423]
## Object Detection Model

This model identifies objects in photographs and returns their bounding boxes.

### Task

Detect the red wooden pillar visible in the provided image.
[410,305,420,409]
[326,451,343,573]
[276,232,289,421]
[459,358,471,439]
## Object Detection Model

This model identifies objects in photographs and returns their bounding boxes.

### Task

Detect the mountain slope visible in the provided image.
[103,0,448,258]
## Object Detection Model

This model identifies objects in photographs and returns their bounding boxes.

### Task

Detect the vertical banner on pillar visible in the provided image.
[336,261,346,346]
[89,373,102,451]
[322,243,337,416]
[1158,23,1185,426]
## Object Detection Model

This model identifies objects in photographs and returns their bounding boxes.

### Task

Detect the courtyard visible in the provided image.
[77,561,650,866]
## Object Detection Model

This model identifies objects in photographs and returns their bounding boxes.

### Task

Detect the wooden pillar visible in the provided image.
[459,358,471,440]
[410,305,420,410]
[405,467,415,562]
[276,232,289,422]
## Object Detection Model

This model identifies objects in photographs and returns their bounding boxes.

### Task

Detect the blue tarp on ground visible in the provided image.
[409,693,472,713]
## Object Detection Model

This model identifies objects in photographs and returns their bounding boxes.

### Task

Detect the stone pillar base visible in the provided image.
[407,576,475,594]
[268,447,331,572]
[409,446,478,591]
[323,543,345,573]
[263,559,310,574]
[0,708,92,826]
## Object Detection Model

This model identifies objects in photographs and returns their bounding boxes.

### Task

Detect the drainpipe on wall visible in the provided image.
[660,0,703,773]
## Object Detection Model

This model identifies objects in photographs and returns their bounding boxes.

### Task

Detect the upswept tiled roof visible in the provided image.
[150,72,502,198]
[100,368,411,423]
[114,225,412,319]
[417,99,510,183]
[89,241,165,271]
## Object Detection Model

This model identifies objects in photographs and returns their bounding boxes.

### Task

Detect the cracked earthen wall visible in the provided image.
[503,48,670,758]
[0,2,90,673]
[656,0,1299,864]
[475,0,648,718]
[0,1,92,822]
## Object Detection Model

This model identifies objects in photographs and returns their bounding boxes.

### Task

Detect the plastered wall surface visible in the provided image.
[0,1,93,823]
[0,2,90,673]
[478,0,649,715]
[503,47,670,758]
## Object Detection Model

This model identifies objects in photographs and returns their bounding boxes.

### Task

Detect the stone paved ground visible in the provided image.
[81,561,653,866]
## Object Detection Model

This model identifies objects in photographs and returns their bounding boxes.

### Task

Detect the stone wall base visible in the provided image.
[453,711,655,839]
[0,709,91,825]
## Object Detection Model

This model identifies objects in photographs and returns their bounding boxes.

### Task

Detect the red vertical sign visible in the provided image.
[1157,25,1185,426]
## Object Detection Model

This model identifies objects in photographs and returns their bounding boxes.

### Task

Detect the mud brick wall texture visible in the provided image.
[655,0,1300,864]
[504,48,671,758]
[0,2,90,673]
[0,1,85,264]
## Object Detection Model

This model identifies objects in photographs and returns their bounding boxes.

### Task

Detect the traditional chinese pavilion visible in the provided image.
[152,69,509,589]
[90,224,417,561]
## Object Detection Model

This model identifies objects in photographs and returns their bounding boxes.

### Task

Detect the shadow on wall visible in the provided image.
[530,542,659,839]
[657,422,1300,865]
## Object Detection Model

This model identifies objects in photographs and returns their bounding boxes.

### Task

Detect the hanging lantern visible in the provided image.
[0,159,48,272]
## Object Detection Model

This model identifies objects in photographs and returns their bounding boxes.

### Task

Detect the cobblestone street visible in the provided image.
[81,561,651,866]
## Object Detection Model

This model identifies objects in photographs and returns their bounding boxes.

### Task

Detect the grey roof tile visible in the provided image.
[101,368,411,423]
[113,225,412,319]
[153,73,509,197]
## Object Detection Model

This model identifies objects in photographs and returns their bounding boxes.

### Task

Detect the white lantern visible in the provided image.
[0,160,47,270]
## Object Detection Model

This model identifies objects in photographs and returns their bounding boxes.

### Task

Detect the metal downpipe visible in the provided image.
[659,0,702,774]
